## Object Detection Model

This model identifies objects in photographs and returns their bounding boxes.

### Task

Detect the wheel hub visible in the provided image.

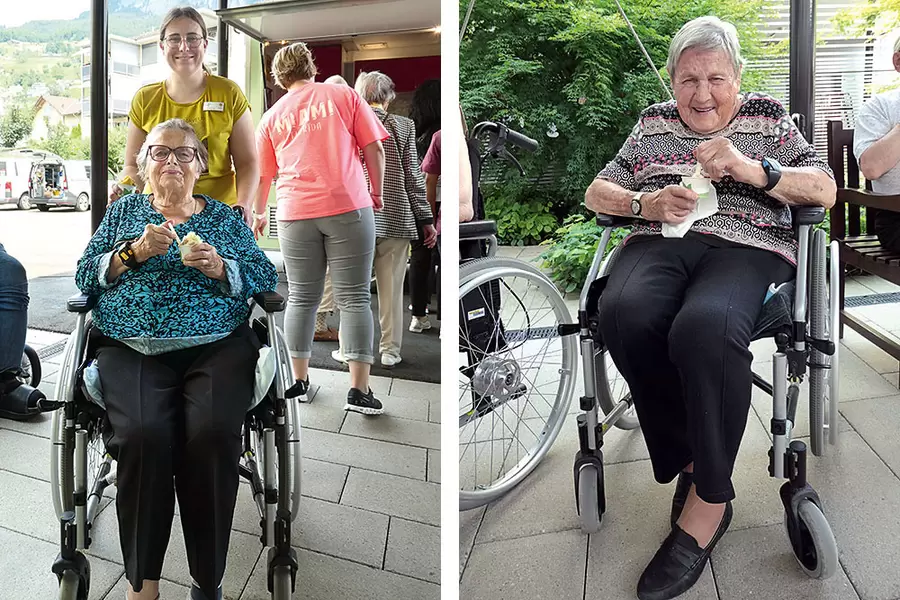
[471,356,523,402]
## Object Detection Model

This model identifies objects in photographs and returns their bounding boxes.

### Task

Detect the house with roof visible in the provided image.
[31,95,81,140]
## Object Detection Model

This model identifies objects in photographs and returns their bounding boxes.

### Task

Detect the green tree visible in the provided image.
[0,104,33,147]
[106,125,128,175]
[460,0,779,231]
[33,121,74,157]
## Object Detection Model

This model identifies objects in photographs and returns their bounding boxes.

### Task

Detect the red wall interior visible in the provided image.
[310,44,343,81]
[354,56,440,93]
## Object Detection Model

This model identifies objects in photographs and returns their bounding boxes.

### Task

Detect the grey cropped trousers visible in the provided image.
[278,208,376,364]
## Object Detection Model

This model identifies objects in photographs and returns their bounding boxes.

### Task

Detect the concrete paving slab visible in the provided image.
[306,367,392,397]
[461,529,586,600]
[302,385,429,422]
[340,412,441,450]
[0,428,52,481]
[295,403,346,433]
[388,378,440,399]
[26,329,70,348]
[0,409,54,439]
[383,517,440,584]
[840,328,900,375]
[0,526,123,600]
[293,496,389,568]
[839,395,900,477]
[883,371,899,389]
[853,303,900,331]
[712,523,859,600]
[300,428,427,480]
[341,468,440,526]
[843,277,876,297]
[427,449,440,484]
[241,547,440,600]
[428,395,440,423]
[851,275,900,294]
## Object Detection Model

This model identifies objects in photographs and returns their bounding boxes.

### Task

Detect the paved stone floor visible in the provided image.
[1,331,441,599]
[461,248,900,600]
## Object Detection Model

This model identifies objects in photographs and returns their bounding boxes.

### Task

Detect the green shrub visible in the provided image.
[539,214,629,293]
[485,192,559,246]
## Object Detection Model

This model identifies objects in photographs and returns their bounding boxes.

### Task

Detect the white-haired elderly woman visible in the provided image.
[341,70,437,368]
[585,16,836,600]
[75,118,278,600]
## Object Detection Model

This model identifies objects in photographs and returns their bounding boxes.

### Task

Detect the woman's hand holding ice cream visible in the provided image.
[694,137,767,186]
[181,239,227,281]
[133,223,178,262]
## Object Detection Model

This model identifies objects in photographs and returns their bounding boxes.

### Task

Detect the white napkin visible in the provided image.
[661,176,719,238]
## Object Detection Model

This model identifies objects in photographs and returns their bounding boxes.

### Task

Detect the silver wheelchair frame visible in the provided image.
[49,291,303,600]
[574,208,841,579]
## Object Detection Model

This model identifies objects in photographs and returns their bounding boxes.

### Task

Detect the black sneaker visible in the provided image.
[285,377,310,403]
[345,388,384,415]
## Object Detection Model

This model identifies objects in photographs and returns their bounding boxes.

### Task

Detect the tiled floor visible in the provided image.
[460,253,900,600]
[1,330,440,599]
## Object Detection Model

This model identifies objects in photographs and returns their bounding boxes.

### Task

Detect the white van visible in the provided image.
[28,158,92,212]
[0,150,40,210]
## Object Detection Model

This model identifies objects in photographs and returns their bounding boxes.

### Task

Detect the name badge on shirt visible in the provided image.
[203,101,225,112]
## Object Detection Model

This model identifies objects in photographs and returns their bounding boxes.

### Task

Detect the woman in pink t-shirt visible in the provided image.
[253,42,389,415]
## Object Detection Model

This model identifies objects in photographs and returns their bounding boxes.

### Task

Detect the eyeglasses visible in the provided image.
[162,34,205,48]
[148,145,198,163]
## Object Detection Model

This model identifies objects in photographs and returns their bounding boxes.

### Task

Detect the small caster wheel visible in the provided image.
[574,453,605,534]
[57,570,85,600]
[784,499,839,579]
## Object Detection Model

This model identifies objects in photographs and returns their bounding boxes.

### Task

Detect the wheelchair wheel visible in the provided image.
[785,499,839,580]
[271,565,292,599]
[19,344,41,387]
[57,570,82,600]
[595,248,639,430]
[51,330,111,522]
[458,257,577,510]
[576,464,602,533]
[808,229,838,456]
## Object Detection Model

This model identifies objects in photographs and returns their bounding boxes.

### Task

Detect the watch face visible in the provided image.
[631,199,640,215]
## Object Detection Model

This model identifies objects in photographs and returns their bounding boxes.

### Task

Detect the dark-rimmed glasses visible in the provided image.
[162,34,205,49]
[148,145,199,163]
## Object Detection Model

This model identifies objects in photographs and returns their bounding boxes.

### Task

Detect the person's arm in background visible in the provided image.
[361,140,385,209]
[425,173,439,218]
[109,122,147,203]
[421,130,441,219]
[229,110,260,227]
[459,118,474,222]
[854,96,900,181]
[252,122,277,240]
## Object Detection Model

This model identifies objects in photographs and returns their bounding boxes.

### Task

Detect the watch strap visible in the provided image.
[116,240,142,270]
[761,157,782,192]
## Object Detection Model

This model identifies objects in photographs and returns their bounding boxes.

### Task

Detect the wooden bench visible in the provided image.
[826,120,900,377]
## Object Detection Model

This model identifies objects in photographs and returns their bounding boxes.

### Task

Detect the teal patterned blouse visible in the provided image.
[75,194,278,354]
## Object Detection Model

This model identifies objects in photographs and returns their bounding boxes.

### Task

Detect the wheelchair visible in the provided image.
[458,126,841,579]
[49,291,303,600]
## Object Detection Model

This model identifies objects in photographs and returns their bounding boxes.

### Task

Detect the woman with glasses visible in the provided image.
[109,6,258,227]
[76,119,278,600]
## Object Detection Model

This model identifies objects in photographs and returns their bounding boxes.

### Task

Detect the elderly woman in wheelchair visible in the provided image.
[62,118,279,600]
[580,16,838,600]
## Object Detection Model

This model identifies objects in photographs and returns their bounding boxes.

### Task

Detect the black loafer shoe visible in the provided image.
[670,471,693,528]
[637,501,733,600]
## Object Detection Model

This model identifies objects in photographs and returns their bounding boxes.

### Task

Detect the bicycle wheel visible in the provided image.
[459,257,577,510]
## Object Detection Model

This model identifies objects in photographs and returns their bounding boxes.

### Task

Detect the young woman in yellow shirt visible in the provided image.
[110,7,258,227]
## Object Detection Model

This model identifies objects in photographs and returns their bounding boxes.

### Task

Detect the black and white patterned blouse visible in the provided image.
[598,93,834,265]
[370,107,433,239]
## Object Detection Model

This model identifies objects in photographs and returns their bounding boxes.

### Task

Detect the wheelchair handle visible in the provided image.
[472,121,539,154]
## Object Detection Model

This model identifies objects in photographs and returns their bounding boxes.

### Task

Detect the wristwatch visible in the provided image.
[760,157,782,191]
[116,240,143,270]
[630,191,644,217]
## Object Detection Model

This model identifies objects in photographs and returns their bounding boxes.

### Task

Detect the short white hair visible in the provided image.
[354,71,396,105]
[666,16,744,79]
[136,118,208,182]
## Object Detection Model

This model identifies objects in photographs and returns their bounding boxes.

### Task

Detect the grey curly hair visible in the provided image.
[666,16,744,79]
[136,118,208,182]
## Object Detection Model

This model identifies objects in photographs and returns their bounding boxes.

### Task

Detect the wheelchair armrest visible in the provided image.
[595,213,637,228]
[253,291,285,313]
[793,206,825,226]
[459,220,498,240]
[66,293,95,314]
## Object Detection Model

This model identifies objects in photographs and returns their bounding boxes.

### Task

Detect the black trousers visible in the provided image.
[598,236,793,503]
[409,237,435,317]
[95,323,260,598]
